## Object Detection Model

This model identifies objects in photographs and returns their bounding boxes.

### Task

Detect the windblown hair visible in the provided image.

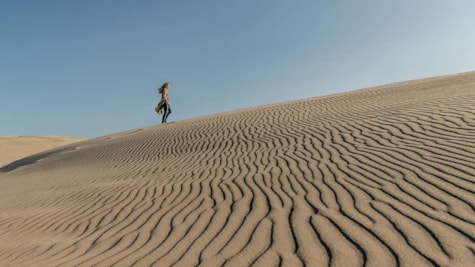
[158,82,170,94]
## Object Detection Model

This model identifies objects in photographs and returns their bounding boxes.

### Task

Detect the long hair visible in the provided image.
[158,82,169,94]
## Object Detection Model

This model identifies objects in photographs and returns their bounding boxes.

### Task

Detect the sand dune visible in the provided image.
[0,136,83,168]
[1,72,474,266]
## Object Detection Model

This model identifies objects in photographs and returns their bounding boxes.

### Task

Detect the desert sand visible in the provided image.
[0,136,83,168]
[0,72,474,266]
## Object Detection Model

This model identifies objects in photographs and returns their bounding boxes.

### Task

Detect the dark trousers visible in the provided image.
[162,103,172,123]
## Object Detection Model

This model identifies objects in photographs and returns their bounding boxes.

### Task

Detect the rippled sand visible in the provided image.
[1,72,474,266]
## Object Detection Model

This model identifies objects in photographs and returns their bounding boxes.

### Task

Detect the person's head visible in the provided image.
[158,82,170,93]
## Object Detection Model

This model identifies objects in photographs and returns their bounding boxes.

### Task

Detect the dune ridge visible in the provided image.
[0,136,83,168]
[0,72,474,266]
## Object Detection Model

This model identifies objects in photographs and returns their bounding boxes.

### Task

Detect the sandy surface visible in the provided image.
[0,72,474,266]
[0,136,83,168]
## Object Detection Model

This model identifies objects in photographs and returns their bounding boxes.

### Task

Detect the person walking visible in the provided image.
[155,82,172,123]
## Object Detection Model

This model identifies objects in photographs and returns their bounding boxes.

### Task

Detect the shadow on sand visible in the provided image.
[0,148,73,173]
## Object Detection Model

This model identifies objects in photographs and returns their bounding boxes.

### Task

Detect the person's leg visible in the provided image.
[165,105,172,121]
[162,104,168,123]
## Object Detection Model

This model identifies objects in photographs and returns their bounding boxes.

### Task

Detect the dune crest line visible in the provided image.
[1,72,475,266]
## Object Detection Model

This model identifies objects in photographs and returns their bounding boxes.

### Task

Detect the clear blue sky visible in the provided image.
[1,0,474,138]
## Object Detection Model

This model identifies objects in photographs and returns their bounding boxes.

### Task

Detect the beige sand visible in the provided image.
[0,136,83,168]
[0,72,474,266]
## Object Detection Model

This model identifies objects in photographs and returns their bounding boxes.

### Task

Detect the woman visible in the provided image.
[155,82,172,123]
